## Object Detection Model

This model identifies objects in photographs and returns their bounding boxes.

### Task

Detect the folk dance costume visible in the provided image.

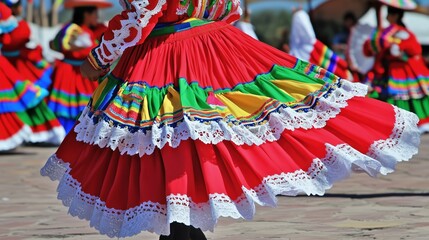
[0,3,64,150]
[364,2,429,133]
[289,10,353,81]
[41,0,420,238]
[0,57,33,151]
[47,2,110,133]
[0,47,34,150]
[1,0,53,90]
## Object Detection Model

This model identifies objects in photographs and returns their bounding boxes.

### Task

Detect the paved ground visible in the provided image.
[0,136,428,240]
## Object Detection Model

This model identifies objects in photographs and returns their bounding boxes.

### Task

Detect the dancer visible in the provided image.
[0,3,32,151]
[47,0,111,133]
[289,9,353,80]
[1,0,65,145]
[0,3,65,146]
[0,3,62,149]
[1,0,53,90]
[364,3,429,133]
[0,58,33,151]
[41,1,420,239]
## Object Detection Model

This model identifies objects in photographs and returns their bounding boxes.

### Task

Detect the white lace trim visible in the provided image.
[74,80,368,157]
[25,125,66,145]
[41,107,420,238]
[95,0,167,66]
[0,125,31,151]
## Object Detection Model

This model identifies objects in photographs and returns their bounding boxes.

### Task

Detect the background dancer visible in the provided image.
[47,0,111,133]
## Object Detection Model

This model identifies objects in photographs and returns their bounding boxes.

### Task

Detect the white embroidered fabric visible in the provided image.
[72,32,93,49]
[74,80,368,157]
[40,106,420,237]
[94,0,167,66]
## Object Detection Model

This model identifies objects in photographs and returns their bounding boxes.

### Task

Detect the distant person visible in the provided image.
[332,12,357,58]
[47,0,111,133]
[364,5,429,133]
[289,9,353,80]
[234,8,258,40]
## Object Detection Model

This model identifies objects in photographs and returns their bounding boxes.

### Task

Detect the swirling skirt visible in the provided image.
[41,20,420,237]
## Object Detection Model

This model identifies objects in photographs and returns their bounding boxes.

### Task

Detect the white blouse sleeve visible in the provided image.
[89,0,167,69]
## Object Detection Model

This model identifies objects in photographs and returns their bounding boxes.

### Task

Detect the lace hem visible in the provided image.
[74,80,368,156]
[0,125,31,151]
[26,126,66,145]
[40,107,419,238]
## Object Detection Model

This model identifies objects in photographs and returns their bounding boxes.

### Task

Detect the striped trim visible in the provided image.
[388,75,429,96]
[51,23,84,52]
[380,0,417,10]
[89,48,108,69]
[150,18,213,37]
[48,88,92,118]
[316,43,340,73]
[370,25,399,54]
[88,60,341,132]
[0,80,47,113]
[95,79,339,133]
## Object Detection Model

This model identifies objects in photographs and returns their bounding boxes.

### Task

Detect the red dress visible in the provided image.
[41,1,420,237]
[47,24,102,133]
[0,54,34,151]
[2,19,52,90]
[0,5,32,150]
[0,8,65,146]
[364,24,429,130]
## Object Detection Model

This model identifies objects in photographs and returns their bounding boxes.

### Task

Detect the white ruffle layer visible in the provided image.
[26,126,66,145]
[40,107,420,238]
[74,80,368,157]
[0,125,32,151]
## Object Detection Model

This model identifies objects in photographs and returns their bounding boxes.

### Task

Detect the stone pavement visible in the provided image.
[0,136,428,240]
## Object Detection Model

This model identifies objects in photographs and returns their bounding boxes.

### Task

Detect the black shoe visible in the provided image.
[159,222,191,240]
[190,226,207,240]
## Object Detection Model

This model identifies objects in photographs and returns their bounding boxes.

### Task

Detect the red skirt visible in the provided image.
[0,55,65,145]
[0,112,31,151]
[47,60,98,133]
[4,50,52,90]
[41,20,420,237]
